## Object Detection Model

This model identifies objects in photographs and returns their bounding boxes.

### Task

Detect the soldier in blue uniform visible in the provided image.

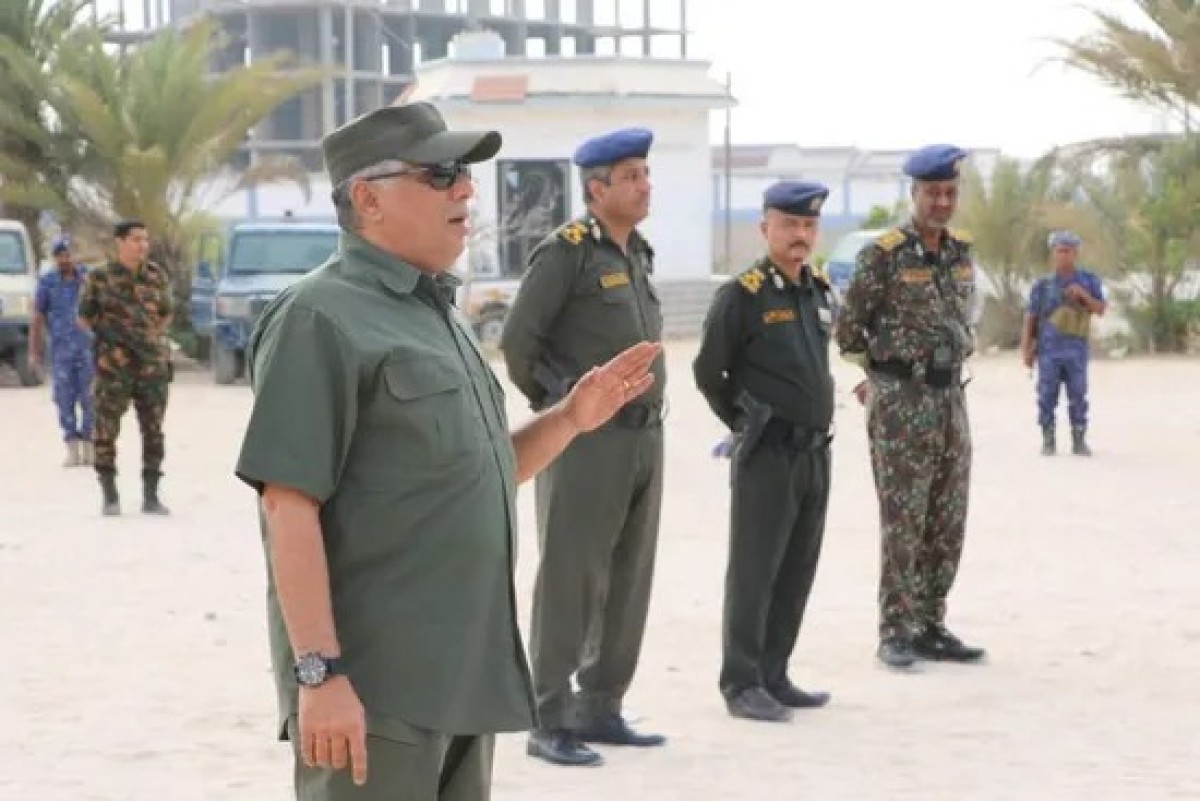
[1020,230,1107,456]
[30,236,95,466]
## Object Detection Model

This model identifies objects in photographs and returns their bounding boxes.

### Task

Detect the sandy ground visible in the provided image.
[3,342,1200,801]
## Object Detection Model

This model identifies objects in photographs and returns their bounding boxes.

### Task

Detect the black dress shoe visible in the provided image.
[914,626,986,662]
[526,729,604,766]
[768,681,831,709]
[877,637,917,669]
[575,713,666,747]
[725,687,793,722]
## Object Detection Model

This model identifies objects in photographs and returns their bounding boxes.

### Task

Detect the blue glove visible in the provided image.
[712,433,740,459]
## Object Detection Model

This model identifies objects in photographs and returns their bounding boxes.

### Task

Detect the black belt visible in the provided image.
[760,417,833,452]
[613,401,665,430]
[869,358,961,389]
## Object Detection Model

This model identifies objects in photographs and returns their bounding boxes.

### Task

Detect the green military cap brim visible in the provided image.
[323,102,502,187]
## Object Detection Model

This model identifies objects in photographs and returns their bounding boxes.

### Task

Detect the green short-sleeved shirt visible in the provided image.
[235,231,535,738]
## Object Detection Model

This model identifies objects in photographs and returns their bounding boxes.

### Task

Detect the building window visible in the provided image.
[494,159,571,279]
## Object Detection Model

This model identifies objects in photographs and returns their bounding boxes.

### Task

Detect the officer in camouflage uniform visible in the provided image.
[694,181,835,723]
[30,236,95,466]
[77,220,172,517]
[500,127,667,767]
[1020,230,1107,457]
[834,145,986,670]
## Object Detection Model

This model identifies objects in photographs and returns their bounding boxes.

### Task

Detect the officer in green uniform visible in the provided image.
[499,127,667,767]
[693,181,835,723]
[234,102,660,801]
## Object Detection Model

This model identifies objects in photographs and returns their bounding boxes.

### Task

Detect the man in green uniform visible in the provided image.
[694,181,835,723]
[77,220,173,517]
[233,102,660,801]
[834,144,986,671]
[499,127,667,767]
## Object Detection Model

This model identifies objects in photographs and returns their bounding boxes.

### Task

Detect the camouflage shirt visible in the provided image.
[834,223,976,368]
[77,260,174,372]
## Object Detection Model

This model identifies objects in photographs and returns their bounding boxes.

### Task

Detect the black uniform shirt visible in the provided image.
[693,257,835,431]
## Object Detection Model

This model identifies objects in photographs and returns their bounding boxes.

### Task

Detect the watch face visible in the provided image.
[295,654,328,686]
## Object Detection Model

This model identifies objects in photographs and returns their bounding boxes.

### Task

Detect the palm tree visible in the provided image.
[956,156,1103,346]
[1053,0,1200,131]
[0,0,96,259]
[1051,133,1200,351]
[48,16,323,329]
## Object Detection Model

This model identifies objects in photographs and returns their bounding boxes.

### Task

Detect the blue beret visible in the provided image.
[572,127,653,168]
[1047,230,1081,249]
[763,181,829,217]
[903,144,969,181]
[50,235,70,254]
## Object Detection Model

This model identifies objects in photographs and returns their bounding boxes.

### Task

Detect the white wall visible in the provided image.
[441,104,714,281]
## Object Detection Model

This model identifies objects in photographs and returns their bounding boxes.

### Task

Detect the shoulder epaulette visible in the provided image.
[557,220,589,246]
[737,266,766,295]
[875,228,906,252]
[949,227,973,245]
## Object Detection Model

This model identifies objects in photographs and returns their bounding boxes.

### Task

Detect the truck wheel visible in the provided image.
[213,344,244,385]
[14,344,42,387]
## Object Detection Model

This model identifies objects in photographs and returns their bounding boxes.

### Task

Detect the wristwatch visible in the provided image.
[293,652,345,687]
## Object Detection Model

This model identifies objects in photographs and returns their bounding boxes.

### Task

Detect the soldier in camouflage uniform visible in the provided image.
[1020,230,1107,457]
[834,145,986,670]
[77,220,173,517]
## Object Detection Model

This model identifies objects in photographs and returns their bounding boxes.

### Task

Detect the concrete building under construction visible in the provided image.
[111,0,692,171]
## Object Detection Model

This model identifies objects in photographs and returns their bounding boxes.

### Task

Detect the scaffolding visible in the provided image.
[99,0,692,171]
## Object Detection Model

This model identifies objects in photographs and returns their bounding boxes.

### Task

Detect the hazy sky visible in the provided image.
[94,0,1165,157]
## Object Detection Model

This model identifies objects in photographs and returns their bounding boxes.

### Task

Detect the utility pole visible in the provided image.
[344,0,355,124]
[723,70,733,272]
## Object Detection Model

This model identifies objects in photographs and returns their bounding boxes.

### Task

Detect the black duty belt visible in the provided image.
[869,358,961,389]
[613,401,666,430]
[761,417,833,452]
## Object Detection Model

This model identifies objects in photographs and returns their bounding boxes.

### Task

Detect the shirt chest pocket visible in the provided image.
[373,356,476,466]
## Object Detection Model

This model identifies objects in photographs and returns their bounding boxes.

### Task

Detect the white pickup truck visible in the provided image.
[0,219,41,386]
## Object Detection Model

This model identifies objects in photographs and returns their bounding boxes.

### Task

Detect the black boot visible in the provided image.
[98,470,120,516]
[142,470,170,515]
[1041,426,1055,456]
[1071,427,1092,457]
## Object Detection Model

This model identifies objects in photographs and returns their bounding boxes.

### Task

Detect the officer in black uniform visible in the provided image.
[693,181,836,723]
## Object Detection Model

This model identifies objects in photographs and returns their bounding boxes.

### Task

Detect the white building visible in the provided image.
[406,30,734,283]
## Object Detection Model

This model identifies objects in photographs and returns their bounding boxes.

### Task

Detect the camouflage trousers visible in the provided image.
[866,376,972,640]
[92,365,170,476]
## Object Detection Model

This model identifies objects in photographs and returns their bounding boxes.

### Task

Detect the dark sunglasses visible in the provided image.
[365,162,472,191]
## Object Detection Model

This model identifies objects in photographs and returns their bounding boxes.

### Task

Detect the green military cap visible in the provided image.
[322,101,503,187]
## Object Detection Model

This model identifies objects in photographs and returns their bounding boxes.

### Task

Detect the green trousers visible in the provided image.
[719,439,830,697]
[529,423,664,730]
[287,717,494,801]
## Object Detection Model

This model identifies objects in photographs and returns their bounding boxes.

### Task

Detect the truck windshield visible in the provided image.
[227,230,339,275]
[0,232,28,274]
